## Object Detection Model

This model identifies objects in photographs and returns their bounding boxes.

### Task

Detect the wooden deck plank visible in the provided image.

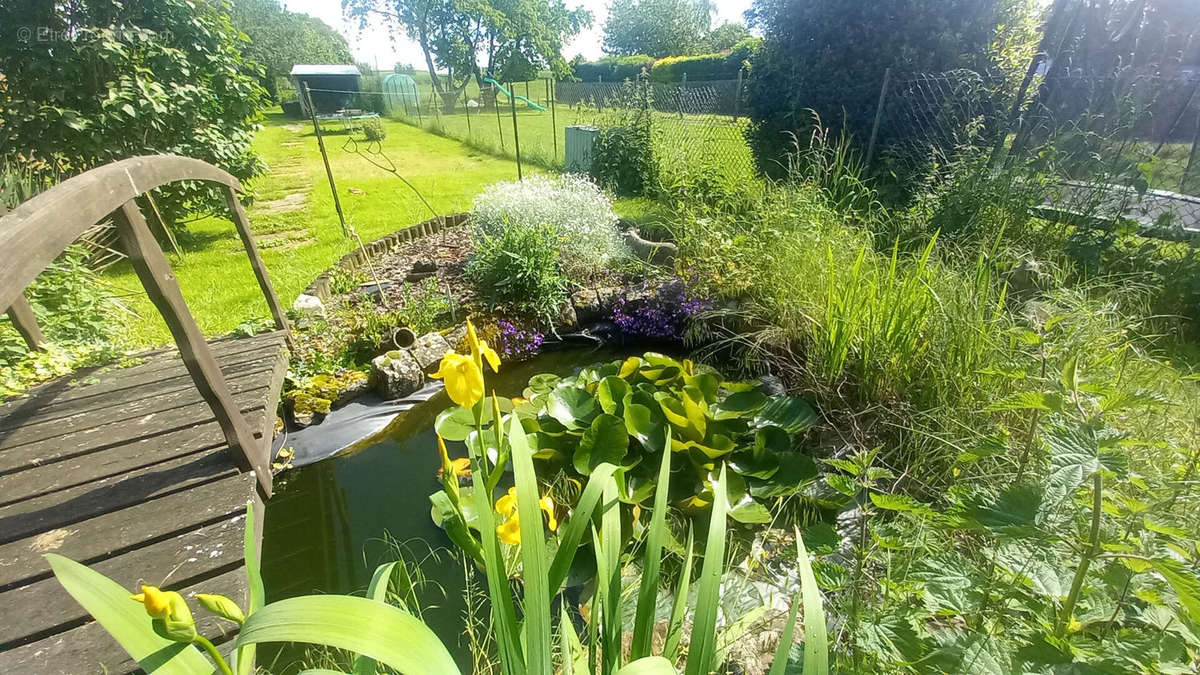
[0,360,279,451]
[0,440,244,544]
[0,343,284,432]
[0,471,254,591]
[0,332,285,413]
[0,380,275,505]
[0,513,248,648]
[0,382,277,476]
[0,566,248,674]
[0,328,283,672]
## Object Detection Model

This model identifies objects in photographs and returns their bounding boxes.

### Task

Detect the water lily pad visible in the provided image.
[574,414,629,475]
[528,373,560,394]
[547,387,598,429]
[597,376,631,415]
[728,499,771,524]
[623,397,666,453]
[716,389,769,417]
[756,396,816,433]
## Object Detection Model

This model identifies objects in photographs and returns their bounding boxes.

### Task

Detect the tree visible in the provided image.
[703,22,751,52]
[602,0,714,58]
[232,0,355,101]
[344,0,588,107]
[0,0,267,225]
[744,0,1037,177]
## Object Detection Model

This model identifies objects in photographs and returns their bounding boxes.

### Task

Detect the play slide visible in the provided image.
[483,77,548,111]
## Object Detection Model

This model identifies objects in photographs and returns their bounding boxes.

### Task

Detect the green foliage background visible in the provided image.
[0,0,268,224]
[743,0,1036,177]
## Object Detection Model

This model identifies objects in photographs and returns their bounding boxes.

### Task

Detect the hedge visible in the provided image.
[572,55,656,82]
[647,38,760,83]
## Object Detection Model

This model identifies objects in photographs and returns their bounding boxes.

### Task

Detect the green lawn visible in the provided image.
[105,111,536,347]
[395,104,756,178]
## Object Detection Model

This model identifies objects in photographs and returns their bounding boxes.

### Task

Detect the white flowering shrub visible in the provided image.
[471,174,628,274]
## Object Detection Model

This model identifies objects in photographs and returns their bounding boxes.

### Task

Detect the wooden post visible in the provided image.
[222,187,290,333]
[302,83,349,239]
[510,82,523,180]
[5,294,44,351]
[865,67,892,172]
[113,200,273,498]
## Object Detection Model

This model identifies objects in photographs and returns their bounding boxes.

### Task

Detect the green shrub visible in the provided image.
[466,222,569,322]
[361,117,386,142]
[1,246,121,398]
[590,78,657,197]
[647,40,758,83]
[571,54,656,82]
[471,175,627,275]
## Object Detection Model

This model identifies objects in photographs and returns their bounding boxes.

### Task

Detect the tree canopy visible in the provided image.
[0,0,267,222]
[343,0,589,95]
[231,0,355,101]
[744,0,1037,176]
[602,0,714,58]
[703,22,752,53]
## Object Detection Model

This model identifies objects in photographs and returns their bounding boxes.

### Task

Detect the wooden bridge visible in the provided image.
[0,157,290,673]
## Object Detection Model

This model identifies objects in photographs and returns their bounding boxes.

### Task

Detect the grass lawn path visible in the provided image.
[103,112,535,347]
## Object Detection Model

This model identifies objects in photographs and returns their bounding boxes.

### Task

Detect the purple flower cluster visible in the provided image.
[610,279,713,340]
[496,319,545,360]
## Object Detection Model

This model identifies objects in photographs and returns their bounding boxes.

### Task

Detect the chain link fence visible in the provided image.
[875,69,1200,198]
[331,76,757,184]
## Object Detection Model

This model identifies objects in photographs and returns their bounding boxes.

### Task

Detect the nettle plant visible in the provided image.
[816,355,1200,673]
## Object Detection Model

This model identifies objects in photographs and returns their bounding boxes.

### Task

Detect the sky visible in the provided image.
[281,0,755,71]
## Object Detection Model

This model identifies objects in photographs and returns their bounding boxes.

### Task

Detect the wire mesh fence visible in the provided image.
[875,69,1200,197]
[308,76,756,185]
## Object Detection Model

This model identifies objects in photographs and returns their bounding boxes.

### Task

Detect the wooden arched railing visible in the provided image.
[0,155,289,497]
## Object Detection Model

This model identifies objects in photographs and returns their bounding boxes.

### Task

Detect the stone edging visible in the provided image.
[302,212,469,302]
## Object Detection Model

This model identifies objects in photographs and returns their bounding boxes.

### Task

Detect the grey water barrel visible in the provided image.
[564,125,601,173]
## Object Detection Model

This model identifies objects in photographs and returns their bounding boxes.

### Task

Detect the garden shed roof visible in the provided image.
[290,64,360,76]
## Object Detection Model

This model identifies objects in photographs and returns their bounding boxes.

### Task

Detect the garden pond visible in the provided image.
[259,346,675,671]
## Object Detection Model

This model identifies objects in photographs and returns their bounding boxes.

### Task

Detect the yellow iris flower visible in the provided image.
[130,585,171,619]
[539,495,558,532]
[497,515,522,545]
[494,487,558,542]
[495,487,518,517]
[450,457,472,477]
[431,351,484,409]
[466,319,501,373]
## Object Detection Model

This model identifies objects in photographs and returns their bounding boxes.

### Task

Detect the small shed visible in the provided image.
[290,64,361,116]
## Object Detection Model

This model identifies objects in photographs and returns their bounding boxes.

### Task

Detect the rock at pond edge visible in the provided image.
[410,332,452,373]
[370,350,424,400]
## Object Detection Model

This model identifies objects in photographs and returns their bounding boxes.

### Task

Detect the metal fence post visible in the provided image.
[465,90,473,138]
[495,85,505,151]
[302,83,348,238]
[734,68,744,121]
[865,67,892,172]
[510,82,523,180]
[1184,108,1200,193]
[415,84,423,126]
[550,79,558,161]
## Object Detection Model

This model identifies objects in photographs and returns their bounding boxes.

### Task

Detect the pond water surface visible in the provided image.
[258,346,650,671]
